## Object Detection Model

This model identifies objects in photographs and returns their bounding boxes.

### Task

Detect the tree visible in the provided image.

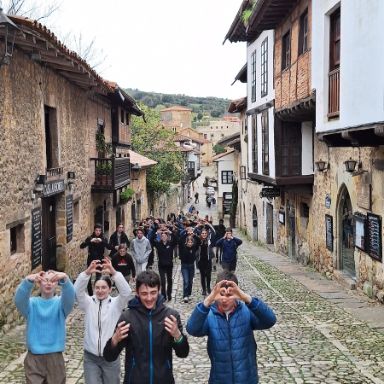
[213,144,226,155]
[131,103,184,196]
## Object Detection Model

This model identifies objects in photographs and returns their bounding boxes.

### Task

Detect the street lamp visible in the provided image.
[131,163,141,180]
[0,8,19,67]
[344,158,358,173]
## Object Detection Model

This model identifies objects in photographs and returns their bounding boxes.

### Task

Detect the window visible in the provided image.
[204,133,208,139]
[330,9,341,70]
[251,115,258,173]
[120,109,124,123]
[261,38,268,97]
[328,8,341,118]
[10,224,25,255]
[240,165,246,180]
[44,106,59,169]
[126,112,130,125]
[73,201,80,224]
[221,171,233,184]
[188,161,195,170]
[281,31,291,70]
[251,50,257,102]
[261,111,269,175]
[298,10,308,55]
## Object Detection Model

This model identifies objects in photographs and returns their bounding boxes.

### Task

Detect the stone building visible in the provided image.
[0,14,142,328]
[311,0,384,300]
[195,116,241,146]
[160,105,192,132]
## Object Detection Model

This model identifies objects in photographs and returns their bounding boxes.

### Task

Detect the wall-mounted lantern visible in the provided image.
[131,163,141,180]
[0,8,19,67]
[34,174,46,193]
[344,157,358,173]
[315,159,328,172]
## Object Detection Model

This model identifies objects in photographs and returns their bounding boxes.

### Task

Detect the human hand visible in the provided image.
[91,237,101,243]
[26,271,45,283]
[85,260,101,275]
[223,280,251,304]
[111,321,130,347]
[203,282,228,307]
[50,271,68,283]
[164,315,181,339]
[102,257,116,275]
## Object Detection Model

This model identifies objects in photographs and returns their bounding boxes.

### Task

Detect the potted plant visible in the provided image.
[120,187,134,204]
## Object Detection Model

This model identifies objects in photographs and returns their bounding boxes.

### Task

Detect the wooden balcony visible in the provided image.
[91,157,130,192]
[328,67,340,118]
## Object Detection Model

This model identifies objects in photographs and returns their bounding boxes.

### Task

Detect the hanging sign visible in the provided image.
[260,187,280,198]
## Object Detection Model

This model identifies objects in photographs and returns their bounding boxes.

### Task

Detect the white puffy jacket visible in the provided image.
[74,271,132,356]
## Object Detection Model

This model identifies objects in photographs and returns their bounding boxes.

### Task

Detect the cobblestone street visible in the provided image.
[1,234,384,383]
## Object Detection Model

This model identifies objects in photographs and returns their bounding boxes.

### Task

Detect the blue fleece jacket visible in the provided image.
[14,278,75,354]
[186,297,276,384]
[215,237,243,263]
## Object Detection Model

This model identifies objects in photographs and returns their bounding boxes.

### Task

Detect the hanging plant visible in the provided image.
[96,131,112,156]
[241,0,256,27]
[120,187,135,204]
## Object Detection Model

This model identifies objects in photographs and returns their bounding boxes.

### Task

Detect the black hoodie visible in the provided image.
[104,295,189,384]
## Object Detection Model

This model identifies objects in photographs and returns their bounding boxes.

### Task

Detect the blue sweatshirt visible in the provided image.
[14,278,75,354]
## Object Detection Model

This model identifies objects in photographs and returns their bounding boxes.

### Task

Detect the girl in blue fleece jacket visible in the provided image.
[14,270,75,384]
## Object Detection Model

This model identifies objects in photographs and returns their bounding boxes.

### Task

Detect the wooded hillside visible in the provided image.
[125,88,231,120]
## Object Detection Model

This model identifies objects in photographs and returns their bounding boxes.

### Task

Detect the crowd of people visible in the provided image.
[14,206,276,384]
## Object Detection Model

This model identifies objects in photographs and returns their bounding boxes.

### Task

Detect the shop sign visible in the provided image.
[260,187,280,198]
[42,180,65,197]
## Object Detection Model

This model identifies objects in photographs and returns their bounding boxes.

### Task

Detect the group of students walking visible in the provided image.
[14,209,277,384]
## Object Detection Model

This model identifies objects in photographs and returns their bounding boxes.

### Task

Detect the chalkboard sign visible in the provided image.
[367,213,382,261]
[325,214,333,251]
[66,194,73,243]
[31,208,42,270]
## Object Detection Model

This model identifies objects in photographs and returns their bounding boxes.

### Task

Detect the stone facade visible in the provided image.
[160,106,192,131]
[0,22,142,328]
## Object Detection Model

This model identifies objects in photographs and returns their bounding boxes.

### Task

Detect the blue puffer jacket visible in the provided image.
[186,298,276,384]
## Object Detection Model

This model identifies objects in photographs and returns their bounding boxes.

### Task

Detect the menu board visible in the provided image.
[325,214,333,252]
[66,195,73,243]
[367,213,382,261]
[31,208,42,270]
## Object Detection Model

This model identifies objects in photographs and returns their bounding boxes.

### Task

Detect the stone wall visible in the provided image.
[312,141,384,302]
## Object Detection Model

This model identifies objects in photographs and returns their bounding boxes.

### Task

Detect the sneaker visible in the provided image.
[167,296,172,302]
[202,291,207,296]
[207,288,211,294]
[183,297,188,303]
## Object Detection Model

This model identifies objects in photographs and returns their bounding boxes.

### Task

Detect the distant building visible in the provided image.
[160,105,192,132]
[195,117,241,146]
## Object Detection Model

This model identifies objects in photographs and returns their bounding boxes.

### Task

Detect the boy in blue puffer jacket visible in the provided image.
[186,270,276,384]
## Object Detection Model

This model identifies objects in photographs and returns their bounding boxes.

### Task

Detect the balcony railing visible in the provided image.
[46,167,64,181]
[91,157,130,192]
[328,67,340,118]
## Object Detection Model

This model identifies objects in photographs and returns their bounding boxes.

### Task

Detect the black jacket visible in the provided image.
[80,233,113,264]
[104,296,189,384]
[178,236,200,264]
[154,239,176,267]
[111,253,136,278]
[109,231,130,252]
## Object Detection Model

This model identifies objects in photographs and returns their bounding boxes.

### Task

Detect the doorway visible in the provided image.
[42,197,57,271]
[252,205,258,241]
[287,201,296,258]
[266,203,274,244]
[338,186,356,277]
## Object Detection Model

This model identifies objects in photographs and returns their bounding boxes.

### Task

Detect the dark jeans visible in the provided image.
[181,263,195,298]
[221,259,237,272]
[199,262,212,293]
[215,246,222,263]
[147,249,154,268]
[158,264,173,300]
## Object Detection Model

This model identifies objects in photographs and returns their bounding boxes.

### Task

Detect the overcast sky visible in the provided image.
[39,0,246,99]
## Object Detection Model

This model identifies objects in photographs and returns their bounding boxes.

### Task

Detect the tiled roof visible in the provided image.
[212,148,236,161]
[129,150,157,168]
[160,106,192,112]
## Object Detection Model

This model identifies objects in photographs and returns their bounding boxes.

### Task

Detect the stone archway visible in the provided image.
[337,184,356,278]
[252,205,258,241]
